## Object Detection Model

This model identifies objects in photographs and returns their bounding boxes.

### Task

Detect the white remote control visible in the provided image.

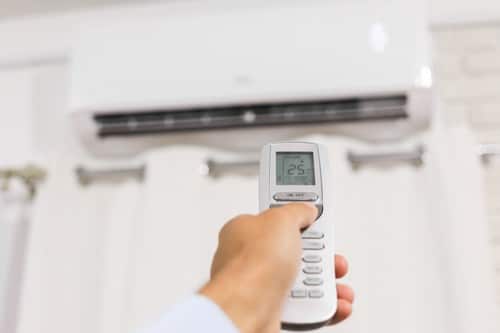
[259,142,337,331]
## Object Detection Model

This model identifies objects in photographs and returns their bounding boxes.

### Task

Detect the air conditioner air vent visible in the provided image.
[94,95,407,138]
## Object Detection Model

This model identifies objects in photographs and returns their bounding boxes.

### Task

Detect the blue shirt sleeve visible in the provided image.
[139,295,239,333]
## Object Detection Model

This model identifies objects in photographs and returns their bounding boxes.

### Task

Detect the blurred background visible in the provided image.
[1,0,500,332]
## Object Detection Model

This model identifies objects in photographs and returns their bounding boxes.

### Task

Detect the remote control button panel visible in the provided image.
[288,211,327,300]
[295,227,327,298]
[269,170,326,301]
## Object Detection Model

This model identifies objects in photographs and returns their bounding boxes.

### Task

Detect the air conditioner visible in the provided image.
[69,0,432,156]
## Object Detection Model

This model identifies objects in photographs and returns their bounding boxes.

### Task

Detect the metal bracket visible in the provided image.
[347,145,425,170]
[75,164,146,186]
[0,165,47,200]
[478,144,500,164]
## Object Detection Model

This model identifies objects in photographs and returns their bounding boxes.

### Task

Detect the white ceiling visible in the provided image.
[0,0,159,19]
[3,0,500,32]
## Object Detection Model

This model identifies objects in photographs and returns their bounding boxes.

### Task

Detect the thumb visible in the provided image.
[261,203,318,229]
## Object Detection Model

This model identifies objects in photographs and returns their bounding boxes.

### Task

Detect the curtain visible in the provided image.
[17,158,143,333]
[0,179,32,333]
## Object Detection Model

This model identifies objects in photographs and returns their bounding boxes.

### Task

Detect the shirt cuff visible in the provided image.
[139,295,239,333]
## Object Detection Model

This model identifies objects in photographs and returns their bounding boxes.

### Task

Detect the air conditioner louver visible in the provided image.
[94,95,407,138]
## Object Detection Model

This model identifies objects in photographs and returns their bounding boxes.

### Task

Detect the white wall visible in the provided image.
[431,0,500,25]
[0,64,89,166]
[0,0,151,19]
[0,69,36,165]
[433,23,500,307]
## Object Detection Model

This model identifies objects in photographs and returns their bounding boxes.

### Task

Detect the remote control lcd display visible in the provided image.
[276,152,315,185]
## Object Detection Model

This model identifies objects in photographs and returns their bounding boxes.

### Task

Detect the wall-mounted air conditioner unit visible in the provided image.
[69,0,432,155]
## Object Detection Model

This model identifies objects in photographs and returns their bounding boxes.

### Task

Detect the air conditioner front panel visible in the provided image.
[70,1,430,114]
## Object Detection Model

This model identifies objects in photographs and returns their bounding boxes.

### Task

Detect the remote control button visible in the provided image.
[273,192,319,202]
[270,203,323,221]
[303,255,322,263]
[303,241,325,250]
[291,289,307,298]
[303,266,323,274]
[309,290,324,298]
[302,230,324,239]
[315,204,324,220]
[304,277,323,286]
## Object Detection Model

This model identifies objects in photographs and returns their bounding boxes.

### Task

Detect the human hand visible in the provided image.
[200,204,353,333]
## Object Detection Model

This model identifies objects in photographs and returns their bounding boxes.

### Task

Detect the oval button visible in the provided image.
[273,192,319,202]
[309,290,324,298]
[303,266,323,274]
[291,289,307,298]
[303,255,322,263]
[302,241,325,250]
[302,230,324,239]
[304,277,323,286]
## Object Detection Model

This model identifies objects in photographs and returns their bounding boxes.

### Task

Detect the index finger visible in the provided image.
[260,203,318,229]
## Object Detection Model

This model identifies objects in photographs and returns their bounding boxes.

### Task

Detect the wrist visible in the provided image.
[200,252,290,333]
